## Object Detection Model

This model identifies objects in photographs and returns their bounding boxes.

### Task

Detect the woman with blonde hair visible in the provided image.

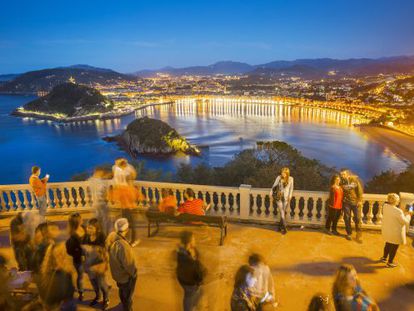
[39,243,76,310]
[332,264,378,311]
[270,167,294,234]
[380,193,412,268]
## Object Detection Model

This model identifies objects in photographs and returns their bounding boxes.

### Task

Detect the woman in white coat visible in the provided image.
[270,167,294,234]
[381,193,412,268]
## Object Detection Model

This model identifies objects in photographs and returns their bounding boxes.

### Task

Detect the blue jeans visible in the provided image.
[276,199,289,231]
[36,195,47,222]
[181,284,201,311]
[343,202,361,235]
[117,276,137,311]
[89,274,109,299]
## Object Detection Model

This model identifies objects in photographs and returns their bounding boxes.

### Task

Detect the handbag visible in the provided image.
[272,180,284,201]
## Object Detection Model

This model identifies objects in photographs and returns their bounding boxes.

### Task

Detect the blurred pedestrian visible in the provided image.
[83,218,110,309]
[176,231,206,311]
[39,243,76,311]
[89,167,112,235]
[9,212,32,271]
[65,212,86,301]
[332,264,378,311]
[231,265,259,311]
[248,253,277,308]
[112,159,142,246]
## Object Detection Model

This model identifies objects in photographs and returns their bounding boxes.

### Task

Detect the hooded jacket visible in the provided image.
[107,231,137,284]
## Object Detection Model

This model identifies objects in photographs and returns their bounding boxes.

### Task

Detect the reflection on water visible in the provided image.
[0,95,408,185]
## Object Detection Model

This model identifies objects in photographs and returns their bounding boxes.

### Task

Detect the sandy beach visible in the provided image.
[358,124,414,164]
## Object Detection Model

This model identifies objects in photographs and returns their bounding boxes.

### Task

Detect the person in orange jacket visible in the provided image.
[29,166,49,223]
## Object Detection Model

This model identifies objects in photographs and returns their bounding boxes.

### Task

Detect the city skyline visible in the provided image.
[1,0,414,73]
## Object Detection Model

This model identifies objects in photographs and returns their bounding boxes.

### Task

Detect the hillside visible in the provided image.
[135,55,414,78]
[0,66,137,94]
[16,83,114,118]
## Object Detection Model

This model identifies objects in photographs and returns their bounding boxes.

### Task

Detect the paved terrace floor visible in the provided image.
[1,219,414,311]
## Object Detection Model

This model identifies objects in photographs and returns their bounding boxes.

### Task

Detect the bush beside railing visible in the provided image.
[2,180,410,233]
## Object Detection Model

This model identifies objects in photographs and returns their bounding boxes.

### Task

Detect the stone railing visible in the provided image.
[2,180,412,233]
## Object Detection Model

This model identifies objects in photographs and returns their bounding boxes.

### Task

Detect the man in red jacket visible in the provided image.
[177,188,211,215]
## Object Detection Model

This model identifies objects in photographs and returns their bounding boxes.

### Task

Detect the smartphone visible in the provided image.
[409,205,414,212]
[45,174,50,179]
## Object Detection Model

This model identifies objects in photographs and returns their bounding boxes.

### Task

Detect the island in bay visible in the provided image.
[104,116,201,156]
[11,82,130,122]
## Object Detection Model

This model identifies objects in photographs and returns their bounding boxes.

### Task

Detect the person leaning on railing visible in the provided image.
[380,193,413,268]
[269,167,294,235]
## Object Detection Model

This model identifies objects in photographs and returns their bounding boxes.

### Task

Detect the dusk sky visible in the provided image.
[1,0,414,74]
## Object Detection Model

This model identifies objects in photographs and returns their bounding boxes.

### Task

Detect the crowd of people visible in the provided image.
[0,162,412,310]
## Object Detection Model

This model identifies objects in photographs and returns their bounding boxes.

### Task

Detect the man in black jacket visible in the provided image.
[176,231,206,311]
[340,169,364,243]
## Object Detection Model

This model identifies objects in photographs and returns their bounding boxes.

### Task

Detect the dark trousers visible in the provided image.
[117,276,137,311]
[181,284,201,311]
[121,209,137,242]
[343,202,361,235]
[325,208,341,231]
[383,242,399,263]
[12,242,32,271]
[89,274,109,299]
[74,262,84,293]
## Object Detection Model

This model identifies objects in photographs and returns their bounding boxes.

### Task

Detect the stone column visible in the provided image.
[239,184,252,219]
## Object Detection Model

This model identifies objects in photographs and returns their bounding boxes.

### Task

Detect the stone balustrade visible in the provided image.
[2,180,409,233]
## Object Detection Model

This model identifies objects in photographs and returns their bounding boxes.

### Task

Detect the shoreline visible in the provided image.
[357,124,414,164]
[10,101,174,123]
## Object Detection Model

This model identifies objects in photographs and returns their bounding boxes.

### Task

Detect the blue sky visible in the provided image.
[1,0,414,73]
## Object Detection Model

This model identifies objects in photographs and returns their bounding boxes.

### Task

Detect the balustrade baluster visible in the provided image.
[0,191,6,211]
[376,202,383,225]
[74,187,81,207]
[366,201,374,224]
[251,193,258,215]
[6,191,14,211]
[13,190,23,211]
[22,190,30,210]
[52,188,59,209]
